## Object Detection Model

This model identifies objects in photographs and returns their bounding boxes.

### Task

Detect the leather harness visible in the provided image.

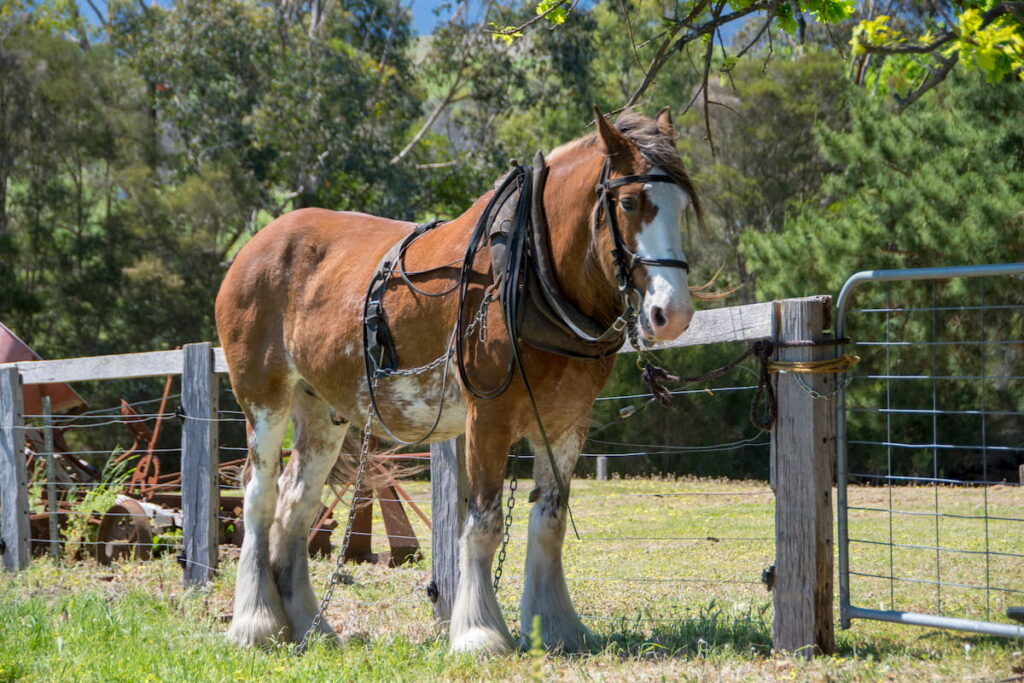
[365,152,691,380]
[361,151,692,504]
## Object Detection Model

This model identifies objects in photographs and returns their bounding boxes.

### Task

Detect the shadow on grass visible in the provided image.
[586,600,773,660]
[835,622,1024,661]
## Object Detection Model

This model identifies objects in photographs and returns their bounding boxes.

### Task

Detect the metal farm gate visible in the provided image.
[836,263,1024,638]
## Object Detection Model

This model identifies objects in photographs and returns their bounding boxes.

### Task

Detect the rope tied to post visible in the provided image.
[767,355,859,374]
[640,338,858,432]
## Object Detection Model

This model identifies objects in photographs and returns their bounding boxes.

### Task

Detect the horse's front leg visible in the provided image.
[269,393,348,645]
[449,405,516,654]
[520,423,596,652]
[228,405,292,646]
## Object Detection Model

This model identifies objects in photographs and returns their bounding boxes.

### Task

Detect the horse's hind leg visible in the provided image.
[269,390,348,645]
[520,424,596,652]
[449,406,516,654]
[228,399,293,646]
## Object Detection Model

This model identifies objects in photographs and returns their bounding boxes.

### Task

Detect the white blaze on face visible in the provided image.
[635,168,695,341]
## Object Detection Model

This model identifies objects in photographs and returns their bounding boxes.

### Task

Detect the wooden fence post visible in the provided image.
[771,296,836,657]
[0,366,29,571]
[43,397,60,562]
[596,456,609,481]
[181,342,219,587]
[430,436,466,625]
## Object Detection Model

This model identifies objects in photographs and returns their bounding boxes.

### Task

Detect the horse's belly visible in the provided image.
[371,370,466,442]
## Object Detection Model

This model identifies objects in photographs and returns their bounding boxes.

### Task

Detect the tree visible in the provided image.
[675,49,851,301]
[741,70,1024,476]
[489,0,1021,117]
[741,70,1024,298]
[851,1,1024,111]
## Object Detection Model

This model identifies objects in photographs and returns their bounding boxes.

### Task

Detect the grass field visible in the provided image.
[2,477,1023,681]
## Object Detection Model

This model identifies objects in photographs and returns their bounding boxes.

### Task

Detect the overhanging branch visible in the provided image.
[622,0,778,110]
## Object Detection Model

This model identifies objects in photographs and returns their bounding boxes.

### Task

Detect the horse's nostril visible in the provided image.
[652,306,667,328]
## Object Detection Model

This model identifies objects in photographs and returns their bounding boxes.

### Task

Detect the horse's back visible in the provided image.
[216,208,413,407]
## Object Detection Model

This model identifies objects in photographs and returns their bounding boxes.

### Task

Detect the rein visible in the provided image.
[453,163,578,522]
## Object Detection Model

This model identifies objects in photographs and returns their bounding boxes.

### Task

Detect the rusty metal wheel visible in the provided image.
[96,498,153,565]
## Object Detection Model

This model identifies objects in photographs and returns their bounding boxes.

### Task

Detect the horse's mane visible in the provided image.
[547,112,704,227]
[612,113,703,225]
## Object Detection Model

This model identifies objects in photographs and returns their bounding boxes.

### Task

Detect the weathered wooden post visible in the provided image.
[43,396,60,562]
[430,436,466,624]
[770,296,836,657]
[181,342,219,586]
[596,455,609,481]
[0,366,30,571]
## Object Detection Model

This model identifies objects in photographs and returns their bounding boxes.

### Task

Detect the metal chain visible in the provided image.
[492,454,518,591]
[464,289,494,343]
[791,370,855,400]
[296,383,376,653]
[374,347,454,379]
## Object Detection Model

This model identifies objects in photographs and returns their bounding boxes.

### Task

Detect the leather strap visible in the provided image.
[603,174,681,190]
[596,161,691,289]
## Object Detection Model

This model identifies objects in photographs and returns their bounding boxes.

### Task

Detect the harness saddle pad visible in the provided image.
[486,152,625,360]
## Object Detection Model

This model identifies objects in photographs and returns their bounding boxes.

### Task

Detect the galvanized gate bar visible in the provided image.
[848,606,1024,639]
[835,262,1024,636]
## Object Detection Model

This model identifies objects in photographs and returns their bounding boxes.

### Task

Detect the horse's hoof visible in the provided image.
[450,627,516,655]
[519,621,598,654]
[292,618,343,648]
[562,624,599,653]
[226,610,293,647]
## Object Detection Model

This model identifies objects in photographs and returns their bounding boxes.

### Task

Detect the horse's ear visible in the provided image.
[593,104,630,160]
[656,106,675,137]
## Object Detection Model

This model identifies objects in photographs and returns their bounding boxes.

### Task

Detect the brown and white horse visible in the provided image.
[215,107,698,654]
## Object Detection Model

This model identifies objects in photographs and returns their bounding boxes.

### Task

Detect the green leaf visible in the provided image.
[488,22,523,43]
[775,3,798,35]
[801,0,855,24]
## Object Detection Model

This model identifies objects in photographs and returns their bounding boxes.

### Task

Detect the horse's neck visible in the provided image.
[542,153,622,326]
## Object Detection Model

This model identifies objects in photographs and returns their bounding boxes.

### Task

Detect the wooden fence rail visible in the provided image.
[0,296,837,656]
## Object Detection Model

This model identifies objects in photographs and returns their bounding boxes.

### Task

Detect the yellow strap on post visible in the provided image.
[767,355,860,374]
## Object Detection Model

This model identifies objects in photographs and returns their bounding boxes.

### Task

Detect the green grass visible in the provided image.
[2,478,1023,681]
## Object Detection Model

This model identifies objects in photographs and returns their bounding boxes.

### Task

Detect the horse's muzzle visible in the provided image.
[640,301,694,342]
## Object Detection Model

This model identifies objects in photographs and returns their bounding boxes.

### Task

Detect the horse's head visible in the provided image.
[592,107,699,343]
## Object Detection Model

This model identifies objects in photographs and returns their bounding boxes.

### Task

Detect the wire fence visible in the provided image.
[838,265,1024,636]
[12,353,780,637]
[21,376,186,566]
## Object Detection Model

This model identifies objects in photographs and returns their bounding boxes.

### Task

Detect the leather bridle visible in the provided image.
[594,159,692,333]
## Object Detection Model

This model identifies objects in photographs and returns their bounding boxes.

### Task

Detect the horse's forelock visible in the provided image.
[612,112,704,229]
[548,111,703,228]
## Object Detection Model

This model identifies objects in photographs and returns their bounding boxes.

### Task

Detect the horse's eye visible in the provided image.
[620,196,639,213]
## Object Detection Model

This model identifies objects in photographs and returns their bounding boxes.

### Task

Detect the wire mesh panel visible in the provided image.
[477,356,777,638]
[22,381,185,565]
[836,263,1024,638]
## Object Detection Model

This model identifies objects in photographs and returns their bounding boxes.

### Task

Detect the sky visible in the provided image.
[77,1,744,45]
[77,0,458,36]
